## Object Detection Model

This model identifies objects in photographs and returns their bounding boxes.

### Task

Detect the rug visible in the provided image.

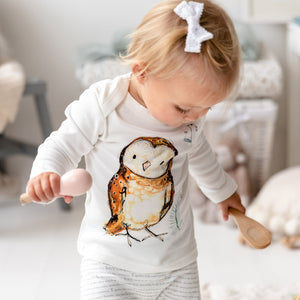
[200,283,300,300]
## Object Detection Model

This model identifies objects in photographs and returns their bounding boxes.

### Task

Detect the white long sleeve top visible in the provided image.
[30,73,237,273]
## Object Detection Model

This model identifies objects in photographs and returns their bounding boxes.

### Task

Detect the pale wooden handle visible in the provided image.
[20,193,33,204]
[228,207,246,217]
[228,207,272,249]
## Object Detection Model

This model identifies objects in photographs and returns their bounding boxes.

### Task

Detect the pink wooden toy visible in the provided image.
[20,168,93,204]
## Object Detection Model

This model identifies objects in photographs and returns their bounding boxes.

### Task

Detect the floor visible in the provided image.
[0,195,300,300]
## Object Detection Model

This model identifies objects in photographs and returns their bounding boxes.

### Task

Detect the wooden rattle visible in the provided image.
[20,168,93,204]
[229,208,272,249]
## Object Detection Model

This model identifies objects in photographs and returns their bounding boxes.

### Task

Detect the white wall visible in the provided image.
[0,0,288,184]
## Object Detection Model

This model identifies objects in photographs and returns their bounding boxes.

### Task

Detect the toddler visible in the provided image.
[26,1,245,299]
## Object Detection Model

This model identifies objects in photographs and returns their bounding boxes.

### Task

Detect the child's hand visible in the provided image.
[27,172,73,204]
[217,192,245,221]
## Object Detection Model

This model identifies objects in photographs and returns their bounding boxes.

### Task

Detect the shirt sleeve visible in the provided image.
[30,85,105,179]
[188,131,237,203]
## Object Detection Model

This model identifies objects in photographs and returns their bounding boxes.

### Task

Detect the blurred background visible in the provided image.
[0,1,300,299]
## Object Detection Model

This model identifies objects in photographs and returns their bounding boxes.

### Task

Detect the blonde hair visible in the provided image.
[122,0,241,100]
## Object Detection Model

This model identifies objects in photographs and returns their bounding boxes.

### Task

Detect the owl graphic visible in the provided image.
[104,137,178,246]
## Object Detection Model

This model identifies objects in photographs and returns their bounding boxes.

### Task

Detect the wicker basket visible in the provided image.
[204,99,278,195]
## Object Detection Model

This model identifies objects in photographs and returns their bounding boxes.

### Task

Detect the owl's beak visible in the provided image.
[142,160,151,171]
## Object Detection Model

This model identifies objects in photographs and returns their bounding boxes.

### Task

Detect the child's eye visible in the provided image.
[175,106,190,114]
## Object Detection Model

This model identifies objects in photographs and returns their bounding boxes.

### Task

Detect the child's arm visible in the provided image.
[188,127,245,220]
[217,191,245,221]
[188,130,237,203]
[27,85,105,203]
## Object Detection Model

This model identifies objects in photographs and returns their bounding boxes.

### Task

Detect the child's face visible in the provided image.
[137,71,226,128]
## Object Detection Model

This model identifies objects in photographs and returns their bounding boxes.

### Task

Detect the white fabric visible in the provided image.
[238,47,282,99]
[247,166,300,237]
[0,61,25,133]
[201,283,300,300]
[174,1,213,53]
[76,59,130,88]
[30,73,236,273]
[80,257,200,300]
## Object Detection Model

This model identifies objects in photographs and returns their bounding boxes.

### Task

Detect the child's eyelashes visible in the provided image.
[175,105,213,114]
[175,106,190,114]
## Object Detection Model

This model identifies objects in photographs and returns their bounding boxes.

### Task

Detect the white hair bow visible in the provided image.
[174,1,213,53]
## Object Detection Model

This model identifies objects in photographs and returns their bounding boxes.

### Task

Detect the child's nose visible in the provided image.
[184,108,210,122]
[184,111,200,122]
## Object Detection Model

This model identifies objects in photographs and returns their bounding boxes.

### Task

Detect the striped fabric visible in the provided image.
[80,257,200,300]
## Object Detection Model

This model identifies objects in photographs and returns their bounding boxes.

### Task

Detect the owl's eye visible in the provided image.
[133,155,136,159]
[160,161,164,165]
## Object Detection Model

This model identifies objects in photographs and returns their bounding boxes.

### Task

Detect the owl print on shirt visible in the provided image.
[104,137,178,247]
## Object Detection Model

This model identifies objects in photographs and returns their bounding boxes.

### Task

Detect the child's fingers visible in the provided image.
[63,196,73,204]
[49,173,60,197]
[217,204,229,221]
[33,179,48,202]
[41,175,56,200]
[27,184,41,202]
[238,203,246,213]
[27,172,60,203]
[230,202,246,214]
[217,192,246,222]
[222,209,229,221]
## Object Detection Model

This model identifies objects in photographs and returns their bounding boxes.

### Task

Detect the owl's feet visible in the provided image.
[142,227,168,242]
[116,229,141,247]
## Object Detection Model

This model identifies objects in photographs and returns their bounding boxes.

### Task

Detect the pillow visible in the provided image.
[247,166,300,237]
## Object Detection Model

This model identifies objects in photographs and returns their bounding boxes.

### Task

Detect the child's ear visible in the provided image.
[131,63,147,84]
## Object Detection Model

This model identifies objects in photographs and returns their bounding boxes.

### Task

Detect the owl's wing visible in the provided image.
[108,173,127,217]
[160,181,175,220]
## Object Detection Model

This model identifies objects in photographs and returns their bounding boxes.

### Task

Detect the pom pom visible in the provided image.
[269,216,285,234]
[284,218,300,236]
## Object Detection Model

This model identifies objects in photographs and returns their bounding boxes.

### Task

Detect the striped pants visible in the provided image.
[80,257,200,300]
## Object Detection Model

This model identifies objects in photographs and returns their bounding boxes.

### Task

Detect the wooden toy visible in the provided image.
[229,208,272,249]
[20,169,93,204]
